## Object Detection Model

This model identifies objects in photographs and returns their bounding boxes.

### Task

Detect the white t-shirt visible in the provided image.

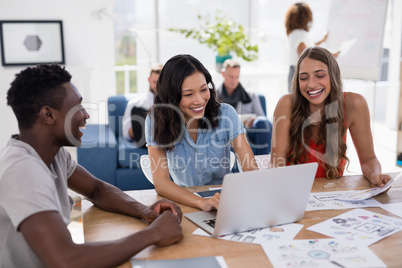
[0,137,77,267]
[234,90,265,117]
[122,91,155,142]
[287,29,312,66]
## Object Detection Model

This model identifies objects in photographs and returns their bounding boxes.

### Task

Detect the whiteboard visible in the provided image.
[325,0,388,81]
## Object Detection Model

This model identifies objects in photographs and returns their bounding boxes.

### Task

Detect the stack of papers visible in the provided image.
[262,239,386,268]
[307,209,402,246]
[193,223,303,244]
[334,175,398,201]
[306,173,400,211]
[186,174,402,267]
[306,191,382,211]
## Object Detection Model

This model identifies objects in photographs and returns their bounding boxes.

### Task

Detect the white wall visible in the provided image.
[132,0,399,124]
[0,0,116,147]
[132,0,332,118]
[0,0,400,149]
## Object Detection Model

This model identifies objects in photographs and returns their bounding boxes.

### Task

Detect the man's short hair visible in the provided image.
[7,64,71,129]
[222,59,241,71]
[150,63,163,76]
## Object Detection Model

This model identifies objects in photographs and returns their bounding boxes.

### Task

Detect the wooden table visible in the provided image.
[82,173,402,267]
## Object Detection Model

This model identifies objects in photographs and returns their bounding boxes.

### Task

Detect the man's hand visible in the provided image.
[243,116,256,129]
[142,199,182,223]
[128,127,135,140]
[148,211,183,247]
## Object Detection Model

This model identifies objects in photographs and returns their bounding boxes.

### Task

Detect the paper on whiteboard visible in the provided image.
[337,38,357,57]
[325,0,388,80]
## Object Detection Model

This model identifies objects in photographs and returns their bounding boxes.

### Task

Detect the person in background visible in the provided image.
[122,63,163,146]
[270,47,391,187]
[0,64,183,268]
[217,59,272,155]
[146,54,258,211]
[285,2,328,92]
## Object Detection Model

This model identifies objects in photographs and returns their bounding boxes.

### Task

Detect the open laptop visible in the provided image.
[185,162,318,237]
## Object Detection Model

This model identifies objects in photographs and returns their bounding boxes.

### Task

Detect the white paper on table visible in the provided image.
[380,202,402,218]
[261,239,386,268]
[131,256,228,268]
[306,191,382,211]
[307,209,402,246]
[193,228,210,237]
[192,223,303,245]
[215,256,228,268]
[334,173,400,201]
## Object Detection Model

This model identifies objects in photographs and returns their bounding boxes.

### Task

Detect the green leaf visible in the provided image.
[168,11,258,61]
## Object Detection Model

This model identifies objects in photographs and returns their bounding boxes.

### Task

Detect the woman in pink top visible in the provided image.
[271,47,391,187]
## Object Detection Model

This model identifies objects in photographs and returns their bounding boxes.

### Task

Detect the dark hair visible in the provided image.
[152,54,220,150]
[284,2,313,35]
[288,47,349,179]
[7,64,72,129]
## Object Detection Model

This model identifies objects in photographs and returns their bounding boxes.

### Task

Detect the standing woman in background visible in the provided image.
[285,2,328,92]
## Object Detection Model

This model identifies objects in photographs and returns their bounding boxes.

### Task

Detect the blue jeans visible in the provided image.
[246,116,272,155]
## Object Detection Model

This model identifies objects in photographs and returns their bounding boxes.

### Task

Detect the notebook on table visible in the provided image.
[185,162,318,237]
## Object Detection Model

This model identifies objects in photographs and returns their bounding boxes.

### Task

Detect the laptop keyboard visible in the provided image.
[203,218,216,228]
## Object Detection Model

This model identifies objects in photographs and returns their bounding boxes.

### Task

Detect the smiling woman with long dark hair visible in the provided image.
[145,54,258,211]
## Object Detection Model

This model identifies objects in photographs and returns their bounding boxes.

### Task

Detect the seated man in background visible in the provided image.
[122,63,163,147]
[217,59,272,155]
[0,64,182,267]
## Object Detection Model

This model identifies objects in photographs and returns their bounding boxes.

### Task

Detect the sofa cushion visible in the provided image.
[258,94,267,115]
[108,95,129,138]
[78,124,118,185]
[118,136,148,168]
[116,168,154,191]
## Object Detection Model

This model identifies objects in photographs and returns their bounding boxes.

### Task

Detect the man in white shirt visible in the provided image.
[0,64,182,267]
[122,63,163,145]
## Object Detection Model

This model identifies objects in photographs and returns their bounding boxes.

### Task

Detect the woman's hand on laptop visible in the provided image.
[198,193,220,211]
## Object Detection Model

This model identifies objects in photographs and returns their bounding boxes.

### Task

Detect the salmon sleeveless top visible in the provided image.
[288,93,347,178]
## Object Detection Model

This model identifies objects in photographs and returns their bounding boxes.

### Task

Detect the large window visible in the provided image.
[112,0,393,127]
[113,0,264,94]
[114,0,138,94]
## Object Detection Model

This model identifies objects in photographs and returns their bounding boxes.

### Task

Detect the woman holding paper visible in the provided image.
[285,2,328,92]
[270,46,391,187]
[145,54,258,211]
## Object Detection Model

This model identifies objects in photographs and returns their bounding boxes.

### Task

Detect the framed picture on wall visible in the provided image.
[0,20,65,66]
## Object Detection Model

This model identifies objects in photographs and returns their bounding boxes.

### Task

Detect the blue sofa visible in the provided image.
[77,94,271,190]
[77,95,153,191]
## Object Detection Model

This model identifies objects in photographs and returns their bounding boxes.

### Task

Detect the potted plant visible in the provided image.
[169,11,258,71]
